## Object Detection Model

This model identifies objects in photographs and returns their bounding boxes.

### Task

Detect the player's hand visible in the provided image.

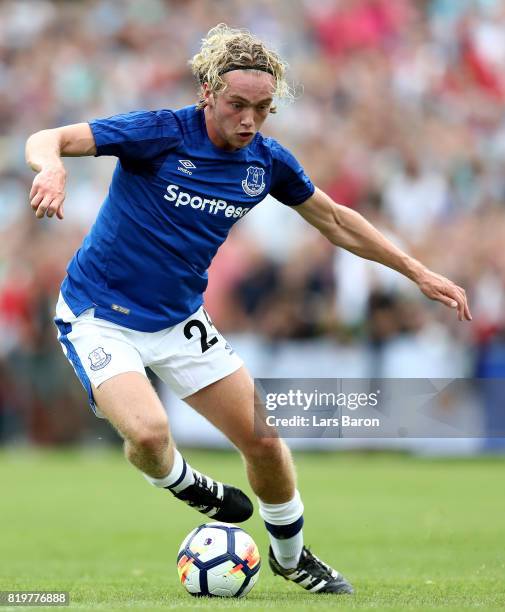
[417,269,472,321]
[29,163,67,220]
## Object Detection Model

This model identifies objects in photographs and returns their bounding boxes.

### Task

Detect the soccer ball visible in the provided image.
[177,522,261,597]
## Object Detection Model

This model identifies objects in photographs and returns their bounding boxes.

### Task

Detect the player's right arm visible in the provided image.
[25,123,96,220]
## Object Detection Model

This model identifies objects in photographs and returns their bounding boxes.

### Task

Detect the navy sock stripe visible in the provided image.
[164,458,187,491]
[264,515,304,539]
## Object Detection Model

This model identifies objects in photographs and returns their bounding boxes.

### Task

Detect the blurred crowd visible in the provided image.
[1,0,505,444]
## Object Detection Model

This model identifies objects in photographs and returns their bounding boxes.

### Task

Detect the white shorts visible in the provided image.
[54,294,243,417]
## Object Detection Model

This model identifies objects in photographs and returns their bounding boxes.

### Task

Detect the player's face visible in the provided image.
[203,71,275,151]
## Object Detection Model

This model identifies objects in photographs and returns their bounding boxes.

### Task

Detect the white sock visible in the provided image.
[143,449,195,493]
[258,490,304,569]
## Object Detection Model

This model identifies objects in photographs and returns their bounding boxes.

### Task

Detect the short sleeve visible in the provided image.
[268,140,315,206]
[89,110,181,160]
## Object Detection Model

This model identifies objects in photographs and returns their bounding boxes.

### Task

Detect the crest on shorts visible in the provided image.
[88,347,111,371]
[242,166,266,197]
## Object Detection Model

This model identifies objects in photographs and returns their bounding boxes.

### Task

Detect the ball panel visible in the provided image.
[206,560,246,597]
[233,529,261,572]
[186,526,229,563]
[177,554,201,594]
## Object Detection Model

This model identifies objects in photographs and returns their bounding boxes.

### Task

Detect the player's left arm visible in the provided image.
[295,187,472,321]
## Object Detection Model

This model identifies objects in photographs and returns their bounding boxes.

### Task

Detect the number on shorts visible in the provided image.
[184,318,218,353]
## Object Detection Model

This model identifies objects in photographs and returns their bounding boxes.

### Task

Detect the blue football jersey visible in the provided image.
[61,105,315,331]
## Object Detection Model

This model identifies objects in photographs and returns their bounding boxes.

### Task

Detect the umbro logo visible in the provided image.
[178,159,196,175]
[179,160,196,169]
[179,159,196,170]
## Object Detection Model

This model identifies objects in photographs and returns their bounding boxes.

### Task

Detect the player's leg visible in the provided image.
[184,367,303,567]
[184,366,296,502]
[91,372,174,477]
[90,371,252,522]
[184,366,353,594]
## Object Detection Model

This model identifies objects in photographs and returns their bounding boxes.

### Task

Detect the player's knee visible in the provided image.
[131,418,170,453]
[242,435,285,464]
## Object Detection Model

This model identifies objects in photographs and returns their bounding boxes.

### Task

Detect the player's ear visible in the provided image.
[202,83,213,107]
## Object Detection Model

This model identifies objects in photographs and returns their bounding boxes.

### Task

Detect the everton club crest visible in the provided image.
[88,347,111,371]
[242,166,266,197]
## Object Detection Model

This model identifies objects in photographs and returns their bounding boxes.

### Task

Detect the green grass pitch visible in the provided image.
[1,449,504,611]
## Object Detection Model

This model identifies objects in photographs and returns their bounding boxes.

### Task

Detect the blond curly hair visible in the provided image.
[189,23,293,113]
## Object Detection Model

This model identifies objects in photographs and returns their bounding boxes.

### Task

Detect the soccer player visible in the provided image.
[26,24,471,595]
